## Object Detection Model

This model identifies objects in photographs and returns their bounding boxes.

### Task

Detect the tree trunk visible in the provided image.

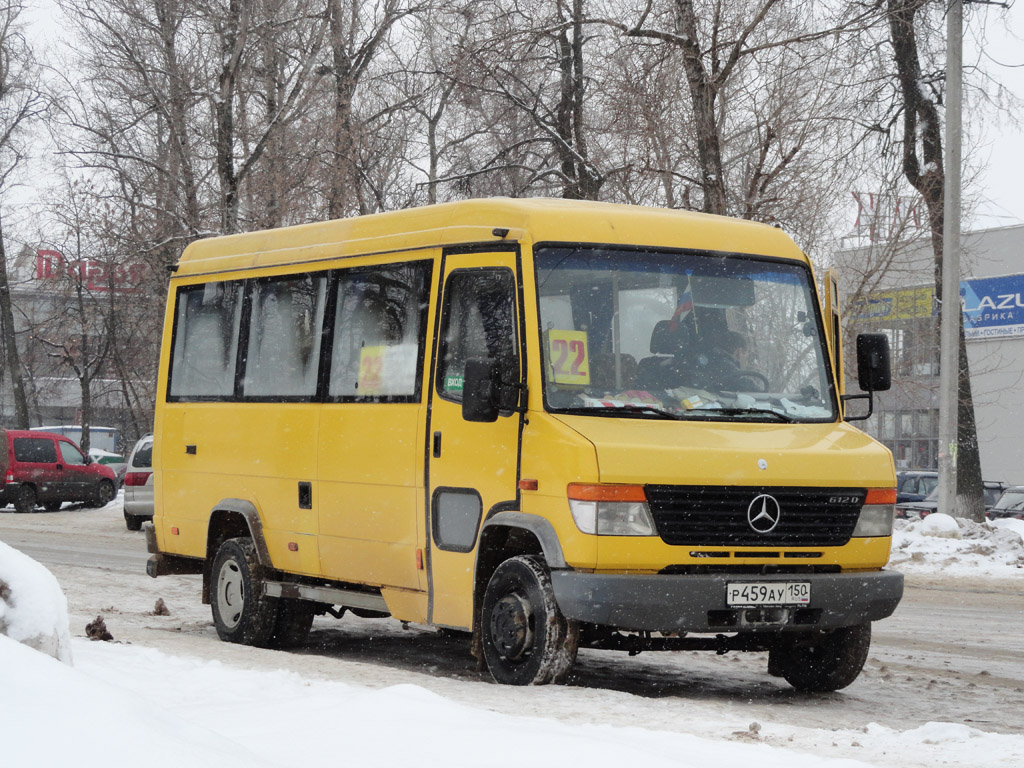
[673,0,727,214]
[0,212,30,428]
[327,0,356,219]
[955,321,985,518]
[215,0,249,234]
[888,0,985,520]
[156,0,202,240]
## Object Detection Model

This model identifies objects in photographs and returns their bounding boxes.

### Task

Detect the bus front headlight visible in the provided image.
[852,488,896,537]
[567,484,657,536]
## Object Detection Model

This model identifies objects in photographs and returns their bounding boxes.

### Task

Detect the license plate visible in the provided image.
[726,581,811,607]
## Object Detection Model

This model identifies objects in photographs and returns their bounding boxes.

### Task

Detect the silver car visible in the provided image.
[123,435,154,531]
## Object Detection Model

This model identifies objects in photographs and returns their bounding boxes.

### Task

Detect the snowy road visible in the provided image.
[3,502,1024,753]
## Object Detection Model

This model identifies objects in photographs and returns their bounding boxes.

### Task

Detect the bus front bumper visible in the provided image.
[550,569,903,632]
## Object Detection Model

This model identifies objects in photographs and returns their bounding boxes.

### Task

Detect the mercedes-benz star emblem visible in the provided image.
[747,494,781,534]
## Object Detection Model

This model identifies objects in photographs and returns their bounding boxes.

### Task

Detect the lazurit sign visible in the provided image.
[961,273,1024,340]
[35,249,144,293]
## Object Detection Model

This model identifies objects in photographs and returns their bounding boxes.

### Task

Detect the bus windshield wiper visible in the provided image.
[557,404,685,420]
[695,406,795,423]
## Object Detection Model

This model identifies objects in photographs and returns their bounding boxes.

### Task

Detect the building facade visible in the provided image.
[1,245,156,452]
[840,224,1024,485]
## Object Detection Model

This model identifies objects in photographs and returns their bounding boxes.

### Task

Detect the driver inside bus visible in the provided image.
[698,329,765,391]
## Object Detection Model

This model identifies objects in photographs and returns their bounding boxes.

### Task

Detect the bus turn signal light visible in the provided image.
[567,483,646,502]
[865,488,897,505]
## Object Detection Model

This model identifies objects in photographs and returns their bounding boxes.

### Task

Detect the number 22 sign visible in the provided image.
[548,331,590,385]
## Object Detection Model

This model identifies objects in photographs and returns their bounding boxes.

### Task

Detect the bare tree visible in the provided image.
[887,0,984,519]
[324,0,417,217]
[200,0,328,232]
[0,1,44,428]
[437,0,618,200]
[33,178,118,453]
[601,0,879,223]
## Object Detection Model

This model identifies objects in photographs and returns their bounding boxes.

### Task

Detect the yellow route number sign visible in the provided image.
[358,345,386,395]
[548,330,590,385]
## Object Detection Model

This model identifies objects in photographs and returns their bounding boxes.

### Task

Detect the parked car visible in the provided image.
[987,486,1024,521]
[898,480,1010,519]
[896,470,938,504]
[122,435,154,531]
[0,429,118,513]
[88,448,127,486]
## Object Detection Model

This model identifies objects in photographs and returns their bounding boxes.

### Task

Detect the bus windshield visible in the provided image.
[534,246,837,423]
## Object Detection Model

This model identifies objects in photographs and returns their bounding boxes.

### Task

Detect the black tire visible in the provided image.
[13,485,37,514]
[480,555,579,685]
[768,623,872,692]
[268,599,316,649]
[210,537,279,646]
[91,480,116,508]
[43,501,63,512]
[124,511,143,531]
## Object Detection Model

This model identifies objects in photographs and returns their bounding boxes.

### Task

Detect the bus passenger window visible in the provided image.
[169,281,243,399]
[242,275,326,398]
[328,262,431,400]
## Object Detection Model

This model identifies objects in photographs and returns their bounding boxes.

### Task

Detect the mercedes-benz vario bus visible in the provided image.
[145,198,901,690]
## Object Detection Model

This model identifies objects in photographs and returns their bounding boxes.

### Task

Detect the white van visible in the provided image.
[123,435,154,531]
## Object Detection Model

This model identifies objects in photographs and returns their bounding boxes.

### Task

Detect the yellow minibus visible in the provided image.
[145,198,901,690]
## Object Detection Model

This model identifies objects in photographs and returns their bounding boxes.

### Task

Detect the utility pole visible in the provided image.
[938,0,963,517]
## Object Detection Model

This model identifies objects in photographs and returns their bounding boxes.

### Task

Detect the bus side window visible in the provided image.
[169,281,243,399]
[328,262,431,400]
[242,275,326,398]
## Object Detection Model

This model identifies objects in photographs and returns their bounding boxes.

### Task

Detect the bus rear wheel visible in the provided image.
[481,555,578,685]
[268,598,316,649]
[211,537,278,647]
[768,622,871,692]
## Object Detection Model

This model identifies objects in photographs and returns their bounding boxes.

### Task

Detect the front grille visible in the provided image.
[645,485,864,547]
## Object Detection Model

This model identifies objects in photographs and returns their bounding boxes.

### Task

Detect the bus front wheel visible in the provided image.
[481,555,579,685]
[211,537,278,647]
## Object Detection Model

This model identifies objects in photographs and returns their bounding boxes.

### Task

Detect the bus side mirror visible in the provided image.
[843,333,891,422]
[463,358,501,422]
[856,333,891,392]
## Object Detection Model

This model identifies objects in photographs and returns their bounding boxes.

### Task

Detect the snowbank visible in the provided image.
[5,636,1020,768]
[919,512,960,538]
[890,514,1024,576]
[990,517,1024,540]
[0,635,266,768]
[0,540,73,663]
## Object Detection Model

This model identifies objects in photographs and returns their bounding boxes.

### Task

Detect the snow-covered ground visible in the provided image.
[3,499,1024,768]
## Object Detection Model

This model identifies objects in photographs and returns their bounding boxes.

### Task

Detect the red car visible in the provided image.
[1,429,118,513]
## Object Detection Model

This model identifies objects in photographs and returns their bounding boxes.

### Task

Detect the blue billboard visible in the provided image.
[961,273,1024,340]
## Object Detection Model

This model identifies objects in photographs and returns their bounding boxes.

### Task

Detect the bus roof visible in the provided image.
[173,198,805,277]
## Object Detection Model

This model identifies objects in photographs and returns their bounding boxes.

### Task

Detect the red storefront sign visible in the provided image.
[35,249,145,293]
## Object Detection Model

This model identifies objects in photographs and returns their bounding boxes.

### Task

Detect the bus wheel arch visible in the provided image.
[203,500,270,605]
[473,516,577,685]
[210,537,278,646]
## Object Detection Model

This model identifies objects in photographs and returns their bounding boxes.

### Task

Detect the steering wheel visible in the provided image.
[726,369,770,393]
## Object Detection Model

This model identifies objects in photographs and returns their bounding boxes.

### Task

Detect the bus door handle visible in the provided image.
[433,431,442,458]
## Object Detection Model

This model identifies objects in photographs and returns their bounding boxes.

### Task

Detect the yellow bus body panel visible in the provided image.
[317,402,426,591]
[172,198,804,279]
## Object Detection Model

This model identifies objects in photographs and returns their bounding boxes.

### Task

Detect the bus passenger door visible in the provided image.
[428,252,523,629]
